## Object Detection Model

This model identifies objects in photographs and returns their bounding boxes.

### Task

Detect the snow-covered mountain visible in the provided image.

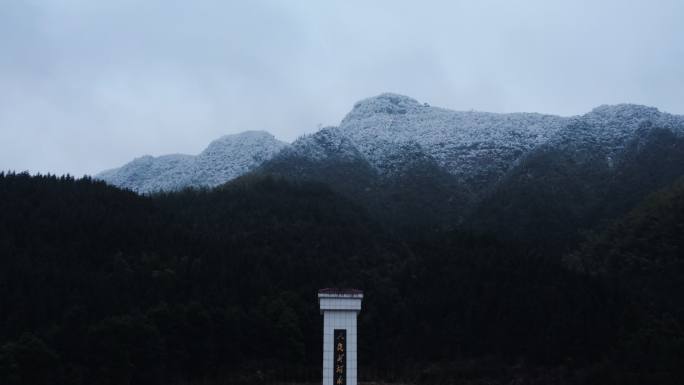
[98,94,684,238]
[259,94,684,236]
[97,131,287,193]
[468,103,684,246]
[337,94,569,183]
[264,93,573,187]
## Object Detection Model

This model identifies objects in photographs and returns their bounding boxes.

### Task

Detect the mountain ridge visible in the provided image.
[97,130,287,193]
[98,93,682,195]
[96,93,684,240]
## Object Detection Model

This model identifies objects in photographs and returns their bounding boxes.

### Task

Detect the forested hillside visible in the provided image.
[566,178,684,384]
[1,172,683,384]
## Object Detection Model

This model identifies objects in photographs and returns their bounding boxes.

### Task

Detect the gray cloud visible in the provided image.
[1,0,682,176]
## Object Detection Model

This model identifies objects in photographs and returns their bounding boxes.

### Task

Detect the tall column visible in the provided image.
[318,288,363,385]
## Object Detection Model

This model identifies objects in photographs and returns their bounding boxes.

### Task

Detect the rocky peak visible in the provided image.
[343,93,424,122]
[201,131,284,157]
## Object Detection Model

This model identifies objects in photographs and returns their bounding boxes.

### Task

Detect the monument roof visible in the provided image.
[318,288,363,295]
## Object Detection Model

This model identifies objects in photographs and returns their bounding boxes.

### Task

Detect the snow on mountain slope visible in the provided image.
[281,126,365,162]
[97,93,683,197]
[532,103,684,170]
[96,154,194,193]
[97,131,287,193]
[185,131,289,187]
[337,93,569,186]
[466,103,684,245]
[550,104,683,150]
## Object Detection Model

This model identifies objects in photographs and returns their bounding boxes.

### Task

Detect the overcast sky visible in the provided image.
[1,0,682,176]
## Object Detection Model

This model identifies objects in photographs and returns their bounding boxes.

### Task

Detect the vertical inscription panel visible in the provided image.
[333,329,346,385]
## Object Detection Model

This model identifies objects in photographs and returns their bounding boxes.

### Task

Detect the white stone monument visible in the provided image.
[318,288,363,385]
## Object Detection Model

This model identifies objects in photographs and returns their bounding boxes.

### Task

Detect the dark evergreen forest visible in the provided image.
[1,172,683,385]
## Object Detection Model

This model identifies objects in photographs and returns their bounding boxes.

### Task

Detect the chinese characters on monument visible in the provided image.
[334,329,346,385]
